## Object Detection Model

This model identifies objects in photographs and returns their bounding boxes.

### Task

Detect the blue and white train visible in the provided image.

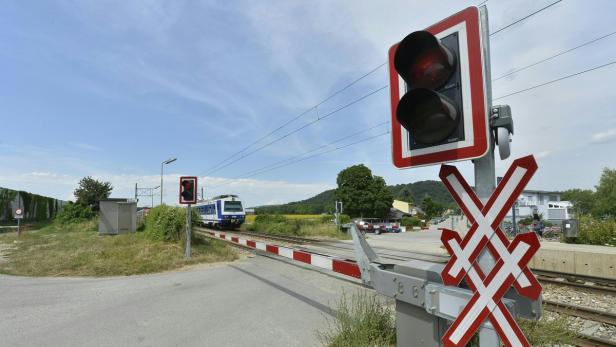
[195,194,245,229]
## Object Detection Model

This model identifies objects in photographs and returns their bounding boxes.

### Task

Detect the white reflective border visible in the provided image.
[255,241,266,251]
[278,247,294,259]
[311,254,333,270]
[400,21,477,158]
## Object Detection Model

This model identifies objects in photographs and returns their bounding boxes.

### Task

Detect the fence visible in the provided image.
[0,187,68,222]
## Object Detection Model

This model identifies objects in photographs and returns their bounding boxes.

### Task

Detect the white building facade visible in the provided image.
[505,190,573,222]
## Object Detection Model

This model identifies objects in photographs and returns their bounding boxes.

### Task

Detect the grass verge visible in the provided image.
[242,214,350,240]
[0,220,238,277]
[318,291,395,347]
[245,214,323,223]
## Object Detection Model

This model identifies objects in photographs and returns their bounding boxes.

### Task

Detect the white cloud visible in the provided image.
[535,150,552,159]
[590,128,616,144]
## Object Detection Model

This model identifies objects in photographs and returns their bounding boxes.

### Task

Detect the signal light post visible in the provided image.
[179,176,198,259]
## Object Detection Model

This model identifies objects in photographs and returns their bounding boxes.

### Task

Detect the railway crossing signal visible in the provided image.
[389,6,490,168]
[439,155,541,347]
[179,176,198,205]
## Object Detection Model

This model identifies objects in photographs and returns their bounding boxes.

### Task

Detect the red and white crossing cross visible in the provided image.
[440,155,542,299]
[442,232,540,347]
[438,155,542,347]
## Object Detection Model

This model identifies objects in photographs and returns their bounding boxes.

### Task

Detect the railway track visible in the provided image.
[224,230,325,245]
[573,334,616,347]
[534,269,616,295]
[544,300,616,326]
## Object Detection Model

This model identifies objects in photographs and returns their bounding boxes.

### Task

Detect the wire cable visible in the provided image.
[246,130,389,178]
[210,130,390,190]
[204,62,387,174]
[490,0,562,36]
[493,30,616,81]
[237,121,389,178]
[205,85,389,175]
[493,59,616,100]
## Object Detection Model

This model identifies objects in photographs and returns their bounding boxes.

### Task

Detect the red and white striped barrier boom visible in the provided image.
[201,230,361,279]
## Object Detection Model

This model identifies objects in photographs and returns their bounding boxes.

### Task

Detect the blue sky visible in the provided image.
[2,0,616,207]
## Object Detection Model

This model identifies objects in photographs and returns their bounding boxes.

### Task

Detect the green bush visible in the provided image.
[571,215,616,246]
[401,216,422,227]
[245,214,348,239]
[255,214,287,224]
[55,203,95,223]
[321,214,335,223]
[144,205,187,242]
[339,214,351,224]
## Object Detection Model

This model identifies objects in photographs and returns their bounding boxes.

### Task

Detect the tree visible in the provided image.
[594,168,616,217]
[371,176,394,218]
[74,176,113,211]
[421,197,445,219]
[397,186,413,202]
[335,164,393,218]
[561,189,595,215]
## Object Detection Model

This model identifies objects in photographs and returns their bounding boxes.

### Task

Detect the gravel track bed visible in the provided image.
[543,283,616,314]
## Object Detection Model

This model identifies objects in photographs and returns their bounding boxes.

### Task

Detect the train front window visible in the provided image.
[224,201,243,212]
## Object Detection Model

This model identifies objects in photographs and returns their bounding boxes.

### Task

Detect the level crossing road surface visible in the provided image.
[0,256,365,347]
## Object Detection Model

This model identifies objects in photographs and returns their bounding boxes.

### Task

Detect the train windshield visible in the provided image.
[224,201,243,212]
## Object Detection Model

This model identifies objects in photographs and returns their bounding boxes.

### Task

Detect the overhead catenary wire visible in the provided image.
[493,59,616,100]
[493,30,616,81]
[489,0,562,36]
[210,130,390,190]
[236,122,389,178]
[203,62,388,174]
[204,84,389,176]
[245,130,390,178]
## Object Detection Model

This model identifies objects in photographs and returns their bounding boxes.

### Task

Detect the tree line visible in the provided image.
[562,167,616,217]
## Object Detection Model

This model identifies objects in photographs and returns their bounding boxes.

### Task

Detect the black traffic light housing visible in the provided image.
[394,30,464,148]
[179,176,198,204]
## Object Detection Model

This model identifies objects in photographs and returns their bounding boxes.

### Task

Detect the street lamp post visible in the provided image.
[160,158,177,206]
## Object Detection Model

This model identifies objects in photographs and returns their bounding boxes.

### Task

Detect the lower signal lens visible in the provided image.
[396,89,459,145]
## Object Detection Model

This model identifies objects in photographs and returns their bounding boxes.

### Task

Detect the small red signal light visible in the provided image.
[179,176,198,204]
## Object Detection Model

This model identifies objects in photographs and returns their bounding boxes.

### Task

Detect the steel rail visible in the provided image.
[534,269,616,289]
[544,299,616,326]
[538,276,616,296]
[573,334,616,347]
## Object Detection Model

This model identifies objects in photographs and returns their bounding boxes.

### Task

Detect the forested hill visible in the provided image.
[254,180,455,214]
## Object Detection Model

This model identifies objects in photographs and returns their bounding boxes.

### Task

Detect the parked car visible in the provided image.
[389,223,401,233]
[355,220,373,232]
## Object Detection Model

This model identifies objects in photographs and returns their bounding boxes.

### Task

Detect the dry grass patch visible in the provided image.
[0,220,237,277]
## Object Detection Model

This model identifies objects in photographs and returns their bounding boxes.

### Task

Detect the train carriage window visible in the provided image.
[224,201,243,212]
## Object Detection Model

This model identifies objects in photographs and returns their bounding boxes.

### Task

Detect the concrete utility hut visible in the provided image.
[98,199,137,235]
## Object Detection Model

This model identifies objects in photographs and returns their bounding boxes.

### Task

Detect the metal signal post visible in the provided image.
[179,176,198,259]
[186,204,192,260]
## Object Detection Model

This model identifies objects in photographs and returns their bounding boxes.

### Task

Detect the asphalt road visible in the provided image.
[0,256,364,347]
